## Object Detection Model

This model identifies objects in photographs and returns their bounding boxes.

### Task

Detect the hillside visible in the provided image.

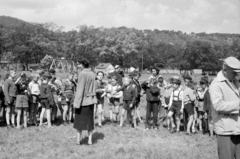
[0,15,29,28]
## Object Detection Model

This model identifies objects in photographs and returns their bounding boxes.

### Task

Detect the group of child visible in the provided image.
[0,67,213,137]
[0,69,78,130]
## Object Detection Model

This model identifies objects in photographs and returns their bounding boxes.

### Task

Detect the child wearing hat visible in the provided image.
[167,78,184,133]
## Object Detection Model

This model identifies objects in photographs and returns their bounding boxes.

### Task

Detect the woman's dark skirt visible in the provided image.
[73,104,94,131]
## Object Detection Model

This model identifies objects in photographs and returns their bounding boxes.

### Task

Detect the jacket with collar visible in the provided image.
[209,70,240,135]
[74,68,97,108]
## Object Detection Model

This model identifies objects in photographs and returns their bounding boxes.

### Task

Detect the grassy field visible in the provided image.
[0,73,218,159]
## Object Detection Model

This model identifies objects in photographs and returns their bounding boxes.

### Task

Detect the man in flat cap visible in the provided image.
[209,56,240,159]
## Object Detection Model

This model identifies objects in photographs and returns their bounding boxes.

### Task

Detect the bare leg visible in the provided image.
[6,107,11,125]
[62,105,68,122]
[77,130,82,145]
[187,115,194,133]
[88,130,93,145]
[120,109,126,127]
[23,108,28,128]
[16,109,22,128]
[46,109,52,127]
[167,111,175,130]
[176,115,181,132]
[131,109,137,128]
[68,104,73,122]
[97,104,103,126]
[39,108,46,126]
[209,122,214,137]
[136,106,143,122]
[198,114,203,131]
[109,110,113,121]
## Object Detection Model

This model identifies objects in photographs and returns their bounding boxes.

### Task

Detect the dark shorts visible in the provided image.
[97,97,104,105]
[169,101,182,115]
[16,95,29,108]
[123,100,135,110]
[109,98,120,113]
[184,102,194,116]
[5,96,16,108]
[165,97,170,105]
[196,107,204,116]
[40,99,51,109]
[61,93,74,106]
[0,99,4,108]
[109,98,120,106]
[29,95,39,104]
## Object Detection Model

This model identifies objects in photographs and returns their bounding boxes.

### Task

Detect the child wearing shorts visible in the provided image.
[15,73,29,129]
[114,76,137,128]
[167,78,184,133]
[162,78,173,129]
[39,73,54,129]
[107,76,122,123]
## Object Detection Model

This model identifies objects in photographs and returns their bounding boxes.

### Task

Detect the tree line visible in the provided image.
[0,22,240,72]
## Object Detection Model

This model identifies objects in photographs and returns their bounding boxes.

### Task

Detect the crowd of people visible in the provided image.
[0,59,213,137]
[1,56,240,158]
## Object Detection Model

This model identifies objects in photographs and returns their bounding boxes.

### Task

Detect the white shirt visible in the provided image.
[169,87,184,109]
[28,81,40,95]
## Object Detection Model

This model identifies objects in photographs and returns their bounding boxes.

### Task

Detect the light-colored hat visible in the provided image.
[224,56,240,72]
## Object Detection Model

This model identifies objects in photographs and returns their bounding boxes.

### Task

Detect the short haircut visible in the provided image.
[42,73,51,80]
[184,76,192,81]
[111,76,118,81]
[48,69,56,75]
[172,79,181,85]
[151,67,159,75]
[97,71,104,77]
[78,58,89,68]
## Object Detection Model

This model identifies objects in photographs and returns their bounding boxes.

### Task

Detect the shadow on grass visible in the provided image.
[81,132,105,145]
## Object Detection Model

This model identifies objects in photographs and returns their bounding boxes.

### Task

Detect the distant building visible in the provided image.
[95,63,114,75]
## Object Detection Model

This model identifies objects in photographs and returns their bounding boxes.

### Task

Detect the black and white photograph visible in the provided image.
[0,0,239,159]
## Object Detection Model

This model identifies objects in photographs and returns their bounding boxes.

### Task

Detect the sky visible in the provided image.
[0,0,239,33]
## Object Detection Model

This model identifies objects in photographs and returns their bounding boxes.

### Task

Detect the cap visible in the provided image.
[224,57,240,72]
